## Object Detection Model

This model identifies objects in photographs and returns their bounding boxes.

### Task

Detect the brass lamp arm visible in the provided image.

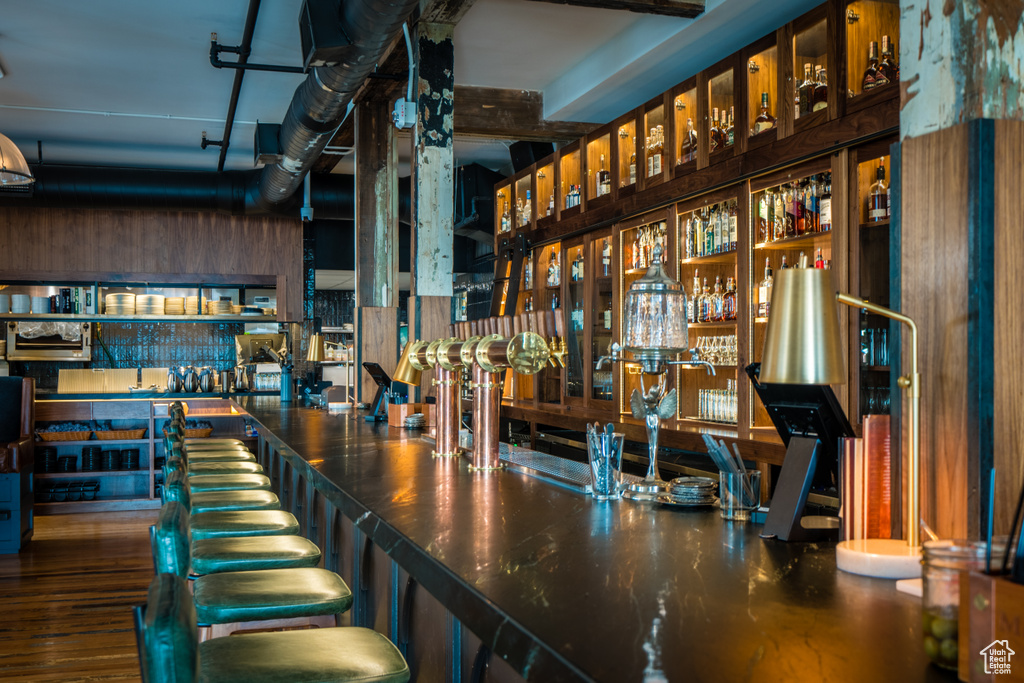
[836,292,921,549]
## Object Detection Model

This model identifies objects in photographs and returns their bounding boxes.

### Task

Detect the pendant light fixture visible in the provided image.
[0,134,34,185]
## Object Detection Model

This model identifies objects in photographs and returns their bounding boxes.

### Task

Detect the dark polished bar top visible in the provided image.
[236,397,954,683]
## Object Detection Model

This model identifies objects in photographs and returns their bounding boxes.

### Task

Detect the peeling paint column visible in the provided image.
[410,22,455,299]
[898,1,1024,539]
[409,22,456,402]
[900,0,1024,139]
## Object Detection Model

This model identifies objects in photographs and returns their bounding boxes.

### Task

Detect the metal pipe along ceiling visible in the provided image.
[256,0,420,209]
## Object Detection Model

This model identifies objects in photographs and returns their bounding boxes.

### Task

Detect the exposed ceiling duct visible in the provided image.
[256,0,420,210]
[0,165,411,223]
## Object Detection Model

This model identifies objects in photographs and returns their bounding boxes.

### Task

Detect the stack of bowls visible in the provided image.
[31,296,51,314]
[105,293,136,315]
[165,297,185,315]
[11,294,30,314]
[136,294,165,315]
[38,446,58,473]
[121,448,140,470]
[57,455,77,473]
[101,449,121,471]
[81,446,102,472]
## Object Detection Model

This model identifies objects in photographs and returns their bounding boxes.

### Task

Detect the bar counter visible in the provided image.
[235,396,954,682]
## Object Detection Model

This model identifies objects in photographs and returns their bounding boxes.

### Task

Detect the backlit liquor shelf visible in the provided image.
[494,0,899,453]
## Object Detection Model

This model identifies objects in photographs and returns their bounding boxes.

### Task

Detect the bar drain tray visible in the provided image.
[499,443,640,494]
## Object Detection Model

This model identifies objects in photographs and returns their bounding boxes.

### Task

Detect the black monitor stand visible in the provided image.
[362,362,392,422]
[745,363,855,542]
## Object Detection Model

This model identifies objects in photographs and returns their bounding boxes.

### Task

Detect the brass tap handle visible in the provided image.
[547,336,560,367]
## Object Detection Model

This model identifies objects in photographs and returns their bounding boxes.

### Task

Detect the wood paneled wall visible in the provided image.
[901,120,1024,540]
[901,124,970,540]
[409,295,453,401]
[0,207,303,320]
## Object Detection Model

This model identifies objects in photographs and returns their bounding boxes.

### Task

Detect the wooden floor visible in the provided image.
[0,510,157,682]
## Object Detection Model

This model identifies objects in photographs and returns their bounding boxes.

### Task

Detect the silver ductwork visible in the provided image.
[257,0,419,209]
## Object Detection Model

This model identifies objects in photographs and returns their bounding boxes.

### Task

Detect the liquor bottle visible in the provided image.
[711,276,725,321]
[757,258,773,318]
[753,92,776,135]
[650,128,663,177]
[780,254,789,270]
[698,278,711,323]
[815,248,825,269]
[522,190,531,226]
[726,106,735,147]
[524,256,532,289]
[723,277,737,320]
[820,173,832,231]
[879,35,898,83]
[551,294,559,310]
[629,139,637,185]
[773,188,786,241]
[570,251,579,282]
[868,158,888,221]
[798,63,814,118]
[703,208,714,256]
[806,175,820,232]
[575,250,584,281]
[862,41,887,91]
[604,298,613,330]
[794,182,806,236]
[631,233,640,271]
[515,197,524,228]
[601,239,611,276]
[757,192,769,243]
[598,154,611,196]
[709,108,721,152]
[812,66,828,111]
[681,118,697,164]
[784,184,797,238]
[728,202,738,252]
[500,201,511,233]
[548,246,560,286]
[689,270,701,323]
[547,194,554,216]
[645,135,653,177]
[572,300,583,330]
[655,125,665,174]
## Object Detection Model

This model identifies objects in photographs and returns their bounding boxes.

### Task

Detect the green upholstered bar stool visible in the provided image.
[163,470,280,515]
[164,454,265,476]
[185,438,248,448]
[166,439,256,463]
[134,573,410,683]
[153,501,352,640]
[157,481,317,575]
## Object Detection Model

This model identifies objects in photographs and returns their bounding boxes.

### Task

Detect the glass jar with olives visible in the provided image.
[921,540,989,670]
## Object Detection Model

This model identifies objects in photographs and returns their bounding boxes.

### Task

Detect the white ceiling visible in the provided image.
[0,0,820,177]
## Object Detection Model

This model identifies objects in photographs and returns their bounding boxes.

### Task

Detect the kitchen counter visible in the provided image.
[235,396,954,682]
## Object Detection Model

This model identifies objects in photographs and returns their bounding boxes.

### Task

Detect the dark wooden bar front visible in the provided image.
[236,396,953,683]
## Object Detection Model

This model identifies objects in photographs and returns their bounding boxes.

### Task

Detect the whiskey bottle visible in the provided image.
[797,63,814,118]
[651,128,663,176]
[805,175,820,232]
[709,108,721,152]
[726,106,735,147]
[862,41,887,91]
[773,188,786,241]
[604,298,613,330]
[868,159,888,222]
[601,239,611,276]
[757,192,769,243]
[879,35,899,83]
[698,278,712,323]
[728,202,738,252]
[681,118,697,164]
[753,92,776,135]
[794,182,807,236]
[812,66,828,111]
[547,194,554,216]
[820,173,832,231]
[500,202,511,233]
[689,270,701,323]
[655,125,665,174]
[784,184,797,238]
[598,154,611,196]
[548,246,560,286]
[723,277,737,321]
[711,276,725,321]
[757,257,773,318]
[629,140,637,186]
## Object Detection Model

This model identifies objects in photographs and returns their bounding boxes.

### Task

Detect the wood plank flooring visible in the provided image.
[0,510,157,682]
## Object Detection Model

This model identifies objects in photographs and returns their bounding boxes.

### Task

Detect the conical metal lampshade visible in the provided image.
[0,133,34,186]
[393,340,429,386]
[306,334,325,362]
[759,267,846,385]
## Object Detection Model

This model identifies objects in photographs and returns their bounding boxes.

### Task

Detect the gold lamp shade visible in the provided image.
[759,267,846,385]
[393,340,430,386]
[0,133,34,186]
[306,334,326,362]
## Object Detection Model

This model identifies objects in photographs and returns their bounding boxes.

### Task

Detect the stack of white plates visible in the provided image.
[404,413,426,429]
[11,295,30,314]
[105,293,136,315]
[185,296,205,315]
[165,297,185,315]
[136,294,165,315]
[208,300,234,316]
[31,296,51,314]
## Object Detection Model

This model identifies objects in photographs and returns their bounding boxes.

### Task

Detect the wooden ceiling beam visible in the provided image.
[453,86,598,142]
[519,0,703,17]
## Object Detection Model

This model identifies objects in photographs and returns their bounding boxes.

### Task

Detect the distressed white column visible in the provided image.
[900,1,1024,139]
[410,22,455,297]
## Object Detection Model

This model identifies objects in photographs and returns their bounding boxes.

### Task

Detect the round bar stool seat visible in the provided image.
[191,535,321,575]
[188,474,271,492]
[163,471,281,514]
[185,461,264,476]
[189,510,298,540]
